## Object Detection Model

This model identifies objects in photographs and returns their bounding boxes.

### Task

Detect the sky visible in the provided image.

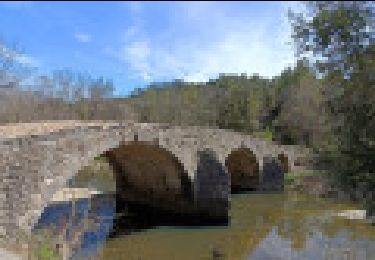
[0,1,302,96]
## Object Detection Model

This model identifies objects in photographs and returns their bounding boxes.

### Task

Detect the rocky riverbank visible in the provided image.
[51,187,102,202]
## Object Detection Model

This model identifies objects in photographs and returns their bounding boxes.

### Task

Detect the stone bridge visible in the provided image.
[0,120,311,241]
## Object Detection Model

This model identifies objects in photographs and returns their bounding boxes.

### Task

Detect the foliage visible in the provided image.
[289,1,375,212]
[253,127,273,141]
[289,1,375,78]
[29,229,61,260]
[69,156,116,193]
[34,243,60,260]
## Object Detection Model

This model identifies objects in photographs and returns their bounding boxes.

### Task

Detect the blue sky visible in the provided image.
[0,1,301,96]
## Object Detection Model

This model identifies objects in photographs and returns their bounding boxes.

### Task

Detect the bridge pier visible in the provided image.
[194,149,229,222]
[105,143,229,224]
[259,156,284,191]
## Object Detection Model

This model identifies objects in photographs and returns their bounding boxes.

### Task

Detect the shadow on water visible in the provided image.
[33,191,375,260]
[230,186,257,194]
[34,193,229,259]
[111,189,287,237]
[110,202,229,238]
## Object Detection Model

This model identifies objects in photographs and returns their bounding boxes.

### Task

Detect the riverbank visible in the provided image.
[51,187,103,202]
[285,170,333,196]
[285,170,375,225]
[0,248,22,260]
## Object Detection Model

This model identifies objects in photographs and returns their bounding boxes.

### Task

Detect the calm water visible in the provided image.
[34,192,375,260]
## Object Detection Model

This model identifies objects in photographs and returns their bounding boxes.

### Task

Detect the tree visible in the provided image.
[289,1,375,212]
[289,1,375,78]
[89,77,114,100]
[274,70,332,147]
[0,40,32,88]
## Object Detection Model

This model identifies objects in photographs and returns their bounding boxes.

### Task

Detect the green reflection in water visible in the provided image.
[98,193,375,260]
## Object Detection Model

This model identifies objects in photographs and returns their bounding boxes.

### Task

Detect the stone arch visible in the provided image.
[277,153,290,173]
[103,141,193,210]
[225,148,260,192]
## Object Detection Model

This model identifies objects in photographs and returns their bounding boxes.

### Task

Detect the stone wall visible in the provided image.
[0,120,312,241]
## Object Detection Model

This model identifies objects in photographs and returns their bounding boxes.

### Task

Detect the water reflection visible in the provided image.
[33,194,116,259]
[33,193,375,260]
[250,226,372,259]
[110,201,228,239]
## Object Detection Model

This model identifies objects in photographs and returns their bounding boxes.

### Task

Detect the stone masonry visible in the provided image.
[0,120,312,241]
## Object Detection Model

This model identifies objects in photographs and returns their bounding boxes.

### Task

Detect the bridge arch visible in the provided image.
[0,122,311,239]
[225,147,260,192]
[103,141,193,210]
[277,153,290,173]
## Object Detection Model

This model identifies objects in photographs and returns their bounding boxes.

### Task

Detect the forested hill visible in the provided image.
[126,60,327,147]
[0,59,327,148]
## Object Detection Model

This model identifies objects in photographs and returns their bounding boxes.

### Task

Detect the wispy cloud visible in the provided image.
[119,40,152,81]
[114,2,296,83]
[74,32,92,43]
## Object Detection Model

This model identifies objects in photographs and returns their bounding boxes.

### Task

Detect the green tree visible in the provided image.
[289,1,375,213]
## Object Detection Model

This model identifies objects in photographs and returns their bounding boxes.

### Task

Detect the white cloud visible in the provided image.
[115,2,297,83]
[74,32,92,43]
[120,41,152,81]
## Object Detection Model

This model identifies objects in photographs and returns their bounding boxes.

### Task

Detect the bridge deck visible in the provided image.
[0,120,125,139]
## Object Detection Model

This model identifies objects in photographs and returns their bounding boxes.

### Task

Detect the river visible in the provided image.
[33,191,375,260]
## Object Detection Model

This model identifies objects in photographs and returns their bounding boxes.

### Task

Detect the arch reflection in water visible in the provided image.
[33,193,375,259]
[32,194,116,260]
